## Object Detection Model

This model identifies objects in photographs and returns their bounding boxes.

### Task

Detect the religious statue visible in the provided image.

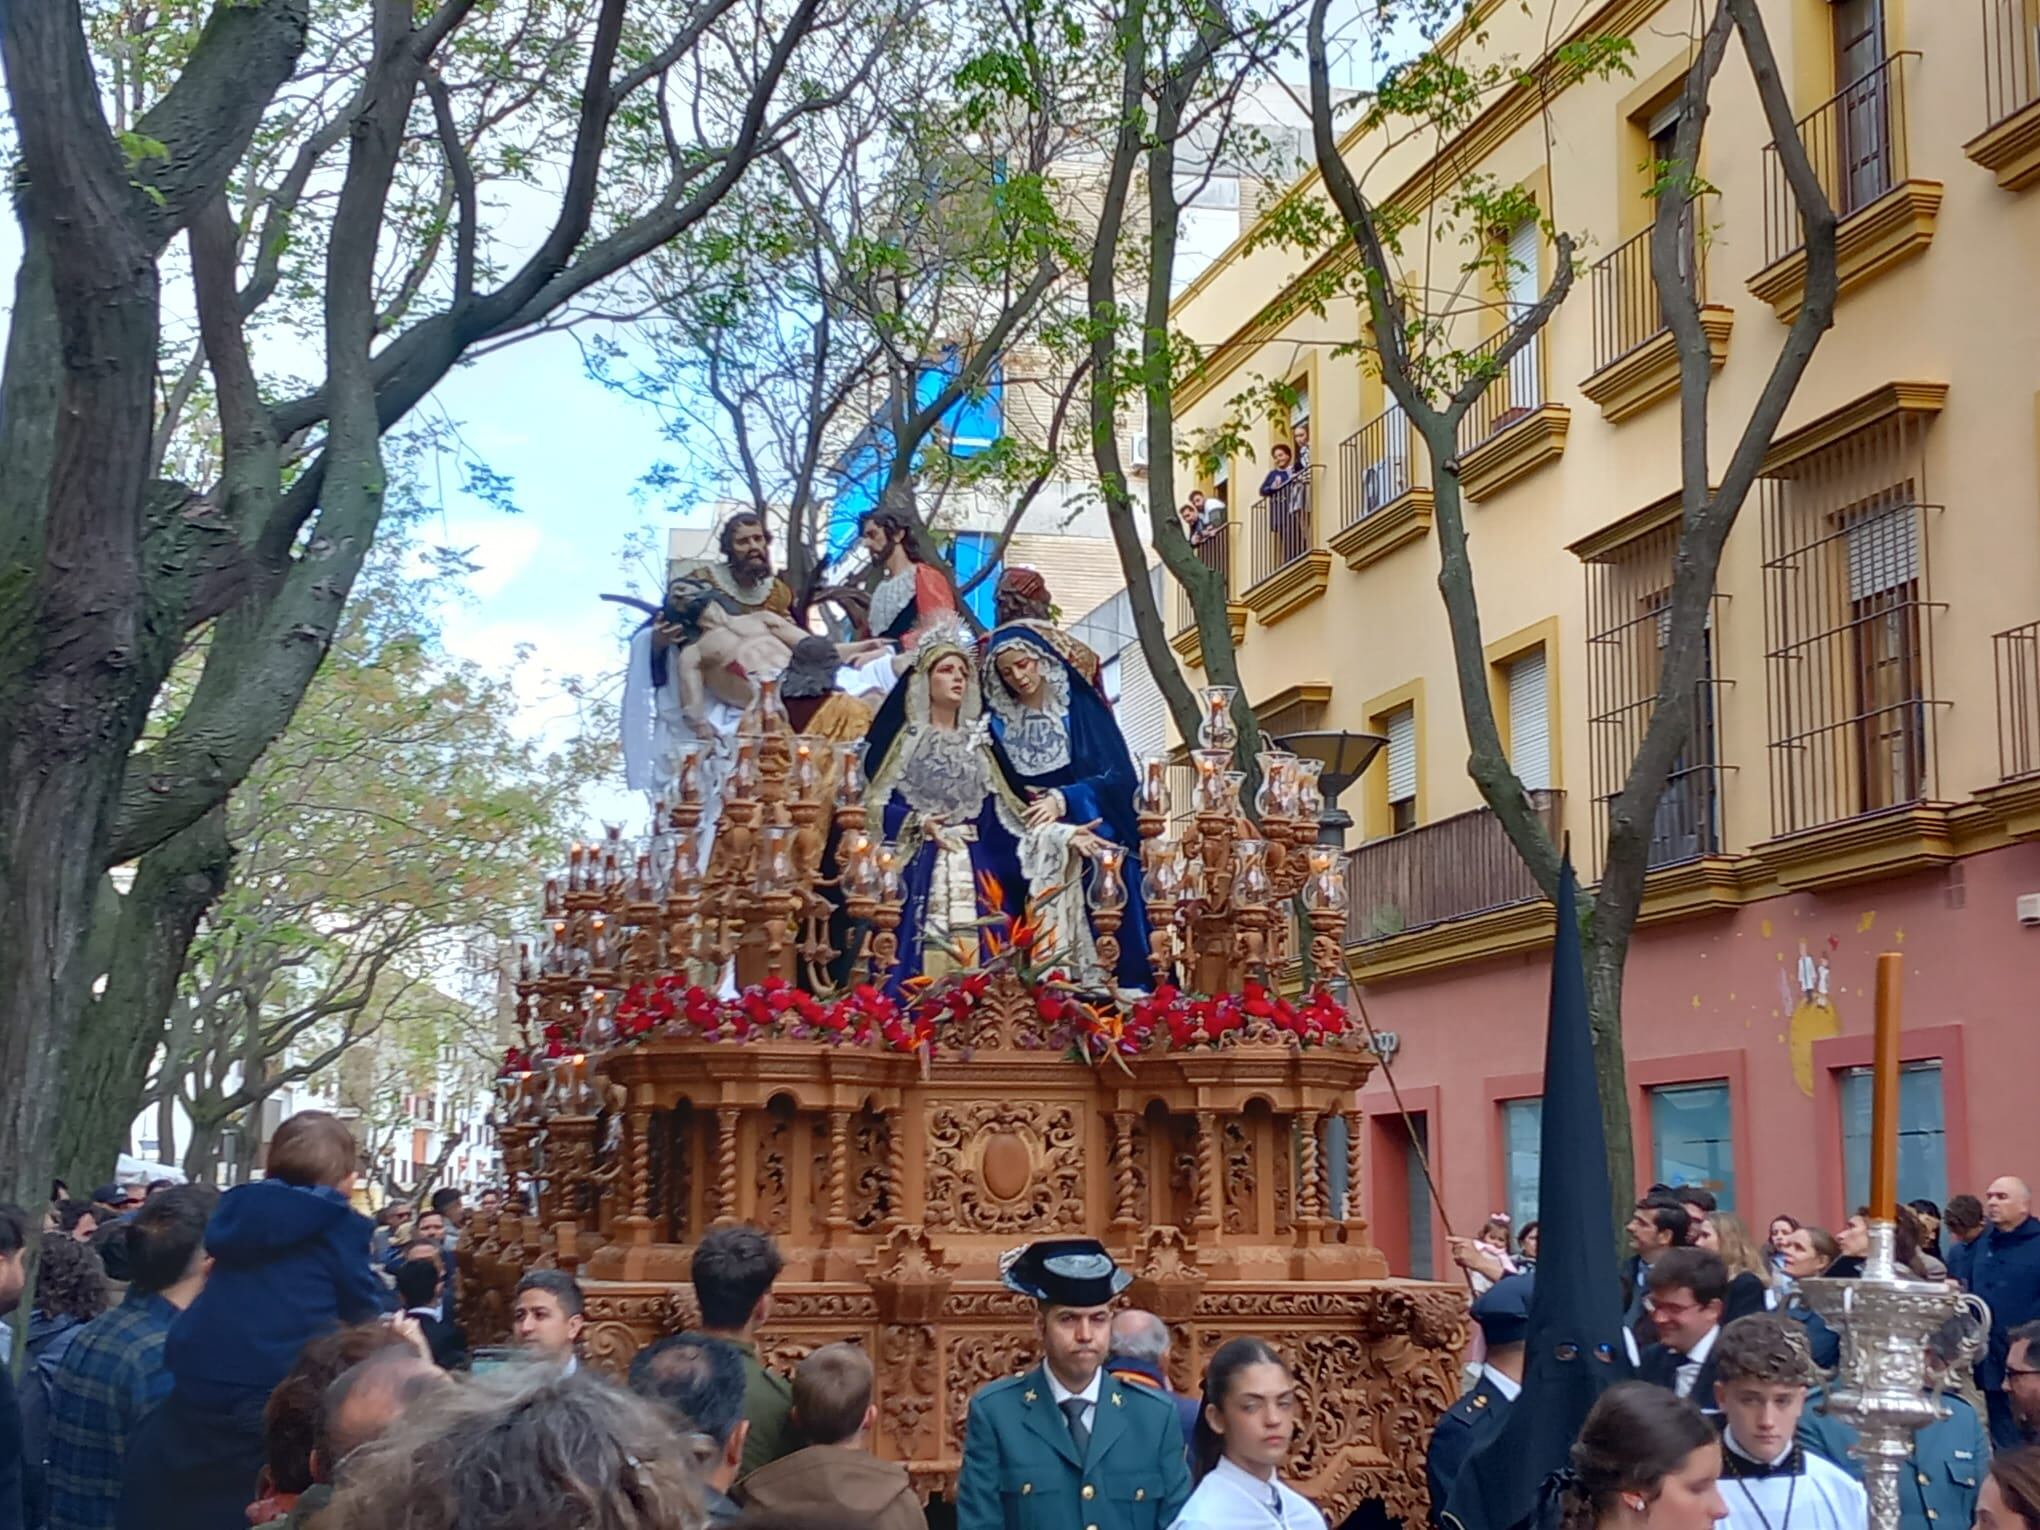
[987,567,1103,692]
[861,633,1030,992]
[981,622,1152,990]
[619,510,793,791]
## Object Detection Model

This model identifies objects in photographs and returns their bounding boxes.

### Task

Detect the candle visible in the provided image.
[1868,951,1903,1223]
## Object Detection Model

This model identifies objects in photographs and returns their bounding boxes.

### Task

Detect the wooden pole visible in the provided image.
[1868,952,1903,1223]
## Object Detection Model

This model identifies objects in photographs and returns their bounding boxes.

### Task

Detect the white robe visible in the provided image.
[1719,1434,1868,1530]
[1174,1457,1329,1530]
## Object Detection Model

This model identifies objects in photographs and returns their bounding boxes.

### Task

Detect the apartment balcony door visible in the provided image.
[1833,0,1892,214]
[1505,219,1542,416]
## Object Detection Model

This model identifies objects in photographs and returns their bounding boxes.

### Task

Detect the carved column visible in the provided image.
[826,1108,853,1236]
[715,1106,741,1225]
[884,1104,910,1228]
[1195,1110,1222,1236]
[1297,1110,1323,1232]
[618,1106,655,1246]
[1110,1113,1139,1231]
[1344,1108,1367,1229]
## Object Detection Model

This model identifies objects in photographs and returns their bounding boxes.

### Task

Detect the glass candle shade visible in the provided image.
[673,742,707,806]
[835,743,868,808]
[1300,846,1350,911]
[1197,685,1239,752]
[1135,756,1172,818]
[1192,750,1229,811]
[1088,843,1128,912]
[789,736,822,798]
[754,824,798,895]
[1230,839,1273,908]
[874,840,905,902]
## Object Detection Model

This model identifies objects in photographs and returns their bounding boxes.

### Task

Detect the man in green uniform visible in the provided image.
[678,1223,796,1476]
[956,1239,1192,1530]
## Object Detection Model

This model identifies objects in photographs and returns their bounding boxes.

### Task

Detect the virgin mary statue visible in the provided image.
[861,632,1029,994]
[981,623,1152,989]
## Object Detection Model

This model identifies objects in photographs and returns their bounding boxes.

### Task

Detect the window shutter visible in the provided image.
[1507,219,1541,313]
[1386,707,1417,803]
[1846,501,1919,600]
[1508,650,1550,791]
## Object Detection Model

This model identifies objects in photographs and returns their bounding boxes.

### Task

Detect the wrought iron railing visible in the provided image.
[1246,465,1322,590]
[1995,620,2040,780]
[1338,406,1416,528]
[1345,790,1564,942]
[1762,51,1920,266]
[1455,326,1546,457]
[1982,0,2040,132]
[1589,215,1707,375]
[1171,519,1236,633]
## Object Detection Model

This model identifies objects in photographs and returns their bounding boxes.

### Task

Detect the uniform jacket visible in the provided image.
[1799,1386,1986,1530]
[955,1365,1193,1530]
[1425,1374,1512,1525]
[1969,1217,2040,1388]
[675,1332,795,1477]
[738,1442,929,1530]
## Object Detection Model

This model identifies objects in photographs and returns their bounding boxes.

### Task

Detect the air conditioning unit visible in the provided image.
[2018,892,2040,928]
[1128,432,1150,471]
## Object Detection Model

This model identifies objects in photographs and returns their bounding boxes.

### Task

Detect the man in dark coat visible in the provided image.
[1426,1277,1529,1524]
[1973,1176,2040,1447]
[1635,1248,1729,1415]
[1104,1309,1198,1452]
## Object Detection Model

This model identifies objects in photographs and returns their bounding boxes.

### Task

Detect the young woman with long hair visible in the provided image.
[1176,1338,1328,1530]
[1556,1381,1727,1530]
[1980,1447,2040,1530]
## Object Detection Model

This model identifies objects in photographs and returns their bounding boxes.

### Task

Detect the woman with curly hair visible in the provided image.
[325,1366,705,1530]
[23,1233,110,1521]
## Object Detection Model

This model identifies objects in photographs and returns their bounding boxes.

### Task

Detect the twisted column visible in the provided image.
[1195,1110,1222,1234]
[884,1105,909,1227]
[1110,1113,1139,1228]
[715,1106,741,1224]
[629,1110,653,1222]
[1344,1108,1367,1228]
[826,1108,852,1235]
[1298,1110,1323,1229]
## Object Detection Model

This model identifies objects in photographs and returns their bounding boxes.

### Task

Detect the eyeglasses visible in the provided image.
[2006,1367,2040,1380]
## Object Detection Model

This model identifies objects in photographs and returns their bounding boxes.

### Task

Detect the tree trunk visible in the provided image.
[183,1115,226,1184]
[1586,927,1638,1237]
[53,807,232,1193]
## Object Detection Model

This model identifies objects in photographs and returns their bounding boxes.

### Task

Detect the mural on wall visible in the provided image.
[1781,934,1841,1096]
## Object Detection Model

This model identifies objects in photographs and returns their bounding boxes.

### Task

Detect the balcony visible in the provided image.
[1345,789,1564,945]
[1452,328,1570,502]
[1749,52,1941,321]
[1981,620,2040,839]
[1169,520,1247,669]
[1331,405,1433,570]
[1240,465,1330,625]
[1966,0,2040,189]
[1580,221,1733,422]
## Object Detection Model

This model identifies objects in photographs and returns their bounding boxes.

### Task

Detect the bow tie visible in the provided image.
[1723,1446,1802,1481]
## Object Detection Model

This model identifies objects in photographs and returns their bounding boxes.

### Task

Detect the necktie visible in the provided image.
[1061,1397,1091,1457]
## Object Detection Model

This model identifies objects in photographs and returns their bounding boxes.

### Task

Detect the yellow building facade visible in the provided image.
[1164,0,2040,1271]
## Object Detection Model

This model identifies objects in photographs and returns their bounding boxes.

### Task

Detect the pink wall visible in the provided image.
[1355,842,2040,1276]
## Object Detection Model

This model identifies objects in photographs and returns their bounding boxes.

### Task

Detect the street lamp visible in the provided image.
[1275,730,1387,849]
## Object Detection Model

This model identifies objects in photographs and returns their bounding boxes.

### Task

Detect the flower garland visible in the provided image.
[504,976,1353,1077]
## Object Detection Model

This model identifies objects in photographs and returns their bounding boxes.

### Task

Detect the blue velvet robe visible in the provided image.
[983,626,1153,989]
[875,748,1028,997]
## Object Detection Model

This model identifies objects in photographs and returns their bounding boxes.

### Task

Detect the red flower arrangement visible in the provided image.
[1126,982,1350,1050]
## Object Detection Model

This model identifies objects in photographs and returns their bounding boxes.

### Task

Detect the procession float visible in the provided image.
[456,562,1465,1521]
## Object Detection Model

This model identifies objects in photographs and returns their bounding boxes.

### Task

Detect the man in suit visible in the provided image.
[1426,1275,1529,1525]
[1635,1247,1728,1414]
[394,1248,467,1370]
[955,1239,1192,1530]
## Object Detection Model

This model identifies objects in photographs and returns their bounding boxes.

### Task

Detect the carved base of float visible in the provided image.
[460,974,1465,1523]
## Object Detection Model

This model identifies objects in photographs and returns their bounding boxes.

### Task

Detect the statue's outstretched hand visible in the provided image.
[1022,788,1065,829]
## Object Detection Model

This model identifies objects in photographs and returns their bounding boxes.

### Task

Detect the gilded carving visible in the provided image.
[1222,1118,1252,1234]
[924,1102,1083,1233]
[944,1330,1040,1454]
[757,1100,793,1234]
[878,1324,940,1457]
[851,1107,890,1230]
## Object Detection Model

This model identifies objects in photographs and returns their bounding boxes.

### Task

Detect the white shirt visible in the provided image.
[1480,1365,1522,1403]
[1045,1365,1103,1437]
[1718,1428,1867,1530]
[404,1303,444,1325]
[1174,1456,1329,1530]
[1673,1322,1720,1398]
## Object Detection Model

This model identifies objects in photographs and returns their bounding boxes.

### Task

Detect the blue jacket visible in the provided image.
[1103,1357,1199,1454]
[955,1365,1192,1530]
[1969,1216,2040,1389]
[1426,1374,1513,1525]
[164,1180,384,1404]
[1946,1235,1976,1290]
[1800,1386,1986,1530]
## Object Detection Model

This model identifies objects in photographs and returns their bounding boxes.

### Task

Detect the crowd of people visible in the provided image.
[7,1112,2040,1530]
[1435,1176,2040,1530]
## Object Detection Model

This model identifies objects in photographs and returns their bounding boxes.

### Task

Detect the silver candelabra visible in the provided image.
[1796,1220,1991,1530]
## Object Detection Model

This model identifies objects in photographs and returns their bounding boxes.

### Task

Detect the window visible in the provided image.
[1502,1098,1542,1232]
[1506,219,1544,413]
[950,531,1000,627]
[1583,519,1728,866]
[1403,1113,1435,1279]
[1505,648,1551,791]
[1760,410,1940,835]
[1385,706,1417,834]
[1649,1081,1735,1210]
[1839,1060,1946,1210]
[917,351,1003,456]
[1832,0,1892,215]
